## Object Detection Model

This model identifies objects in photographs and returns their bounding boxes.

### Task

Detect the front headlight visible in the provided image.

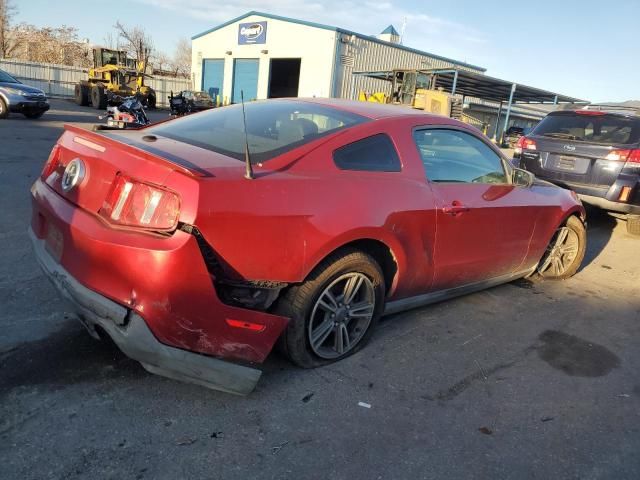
[4,87,28,96]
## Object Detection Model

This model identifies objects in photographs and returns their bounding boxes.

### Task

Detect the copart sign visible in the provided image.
[238,21,267,45]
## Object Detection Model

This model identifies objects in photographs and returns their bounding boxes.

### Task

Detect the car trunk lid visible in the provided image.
[43,125,247,217]
[524,136,629,187]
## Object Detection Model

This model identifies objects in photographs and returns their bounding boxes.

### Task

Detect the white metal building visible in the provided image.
[191,11,486,104]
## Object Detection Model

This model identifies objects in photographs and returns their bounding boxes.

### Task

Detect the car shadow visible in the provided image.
[580,206,618,270]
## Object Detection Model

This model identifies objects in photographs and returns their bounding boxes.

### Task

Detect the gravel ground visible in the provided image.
[1,99,640,480]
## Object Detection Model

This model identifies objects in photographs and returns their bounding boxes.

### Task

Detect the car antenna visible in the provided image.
[240,90,254,180]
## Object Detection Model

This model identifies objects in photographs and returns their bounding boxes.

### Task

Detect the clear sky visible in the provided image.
[14,0,638,102]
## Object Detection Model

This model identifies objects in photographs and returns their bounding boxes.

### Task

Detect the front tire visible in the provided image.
[537,215,586,280]
[0,97,8,119]
[276,249,385,368]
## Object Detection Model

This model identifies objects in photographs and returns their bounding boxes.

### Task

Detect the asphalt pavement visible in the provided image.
[1,99,639,480]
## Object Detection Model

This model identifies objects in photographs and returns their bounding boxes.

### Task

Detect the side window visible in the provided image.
[333,134,401,172]
[413,129,507,184]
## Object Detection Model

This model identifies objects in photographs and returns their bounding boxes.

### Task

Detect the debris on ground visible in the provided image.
[601,265,612,270]
[617,394,630,398]
[210,431,224,439]
[272,441,288,455]
[475,360,488,380]
[176,437,197,446]
[302,393,314,403]
[541,416,554,422]
[460,334,483,346]
[358,402,372,409]
[478,427,493,435]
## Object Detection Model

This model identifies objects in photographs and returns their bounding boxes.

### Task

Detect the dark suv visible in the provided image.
[514,106,640,235]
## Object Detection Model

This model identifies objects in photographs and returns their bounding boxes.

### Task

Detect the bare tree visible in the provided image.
[172,37,191,77]
[0,0,17,58]
[114,21,153,73]
[103,31,117,50]
[154,51,172,73]
[9,24,91,67]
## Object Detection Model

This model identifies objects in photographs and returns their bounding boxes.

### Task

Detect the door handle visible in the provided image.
[442,201,470,216]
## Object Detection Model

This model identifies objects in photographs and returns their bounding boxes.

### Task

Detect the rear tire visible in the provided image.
[275,249,385,368]
[91,85,107,109]
[0,97,8,119]
[75,84,89,106]
[146,94,156,109]
[627,215,640,236]
[537,215,586,280]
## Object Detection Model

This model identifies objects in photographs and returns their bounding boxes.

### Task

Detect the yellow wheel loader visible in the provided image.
[74,48,156,109]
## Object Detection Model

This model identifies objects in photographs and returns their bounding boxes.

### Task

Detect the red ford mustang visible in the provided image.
[30,99,586,394]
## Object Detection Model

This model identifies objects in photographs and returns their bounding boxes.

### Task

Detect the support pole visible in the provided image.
[553,95,558,105]
[451,70,459,96]
[501,83,517,146]
[493,101,503,141]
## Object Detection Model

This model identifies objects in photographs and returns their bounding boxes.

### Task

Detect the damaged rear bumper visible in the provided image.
[29,228,262,395]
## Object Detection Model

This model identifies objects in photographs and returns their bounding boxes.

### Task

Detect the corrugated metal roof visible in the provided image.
[191,11,486,73]
[427,69,588,104]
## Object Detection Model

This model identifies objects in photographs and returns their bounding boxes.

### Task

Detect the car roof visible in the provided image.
[551,108,640,120]
[287,97,454,121]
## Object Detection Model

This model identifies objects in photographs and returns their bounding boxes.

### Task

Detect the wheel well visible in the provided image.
[329,239,398,292]
[563,211,586,227]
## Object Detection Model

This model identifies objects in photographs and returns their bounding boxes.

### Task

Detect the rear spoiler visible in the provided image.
[63,124,213,178]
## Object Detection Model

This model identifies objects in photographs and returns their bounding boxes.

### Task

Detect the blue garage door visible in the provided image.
[232,59,259,103]
[202,59,224,101]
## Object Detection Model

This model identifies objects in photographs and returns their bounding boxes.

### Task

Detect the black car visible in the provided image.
[515,106,640,235]
[504,126,525,147]
[168,90,215,116]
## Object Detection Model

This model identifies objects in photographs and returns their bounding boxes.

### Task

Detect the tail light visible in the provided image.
[99,174,181,231]
[626,149,640,164]
[515,136,537,153]
[41,144,61,180]
[605,149,640,164]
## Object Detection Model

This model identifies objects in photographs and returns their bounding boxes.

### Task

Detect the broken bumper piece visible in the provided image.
[29,227,262,395]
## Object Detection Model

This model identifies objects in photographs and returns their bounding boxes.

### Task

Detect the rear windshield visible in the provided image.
[532,112,640,146]
[150,100,367,163]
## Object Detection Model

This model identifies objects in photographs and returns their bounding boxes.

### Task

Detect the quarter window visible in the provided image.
[333,134,401,172]
[413,129,507,184]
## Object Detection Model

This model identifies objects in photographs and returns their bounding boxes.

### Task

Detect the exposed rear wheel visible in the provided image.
[537,216,586,280]
[276,249,385,368]
[627,215,640,236]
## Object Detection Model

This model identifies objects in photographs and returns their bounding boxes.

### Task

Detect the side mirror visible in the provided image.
[512,167,535,188]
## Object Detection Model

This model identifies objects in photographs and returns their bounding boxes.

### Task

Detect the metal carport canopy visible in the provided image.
[428,68,587,104]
